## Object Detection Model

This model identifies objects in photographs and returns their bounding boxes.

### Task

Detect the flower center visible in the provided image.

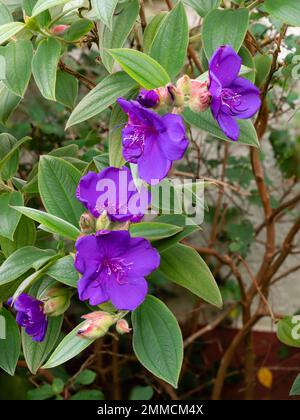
[221,88,247,115]
[98,257,133,284]
[123,125,146,159]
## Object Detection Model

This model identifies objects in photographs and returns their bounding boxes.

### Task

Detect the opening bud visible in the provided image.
[116,319,131,335]
[77,311,116,339]
[79,212,95,234]
[43,287,72,317]
[136,89,160,108]
[189,80,211,113]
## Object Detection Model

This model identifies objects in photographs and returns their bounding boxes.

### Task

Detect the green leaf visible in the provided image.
[0,190,23,240]
[70,390,104,400]
[99,0,139,73]
[42,321,95,369]
[108,48,170,89]
[38,155,84,227]
[0,133,19,180]
[129,222,182,241]
[132,295,183,388]
[0,246,56,286]
[0,40,33,97]
[265,0,300,27]
[130,385,154,401]
[143,12,167,54]
[22,315,63,374]
[0,22,24,45]
[0,307,21,375]
[159,243,223,308]
[66,72,136,128]
[91,0,118,30]
[202,8,249,58]
[46,255,79,288]
[32,37,61,101]
[183,107,259,147]
[183,0,220,17]
[27,384,56,400]
[0,135,30,172]
[75,369,96,385]
[0,215,36,257]
[0,81,21,124]
[12,206,80,241]
[152,214,199,252]
[290,374,300,396]
[63,19,94,42]
[93,153,109,172]
[0,2,13,25]
[239,46,255,83]
[55,70,78,109]
[276,316,300,348]
[31,0,69,16]
[254,54,272,87]
[150,1,188,79]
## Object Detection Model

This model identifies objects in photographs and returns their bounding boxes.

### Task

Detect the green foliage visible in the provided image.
[132,295,183,388]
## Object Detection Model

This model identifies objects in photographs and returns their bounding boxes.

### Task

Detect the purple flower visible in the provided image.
[74,230,160,310]
[208,45,261,141]
[76,166,150,223]
[136,89,160,108]
[117,98,189,185]
[8,293,48,342]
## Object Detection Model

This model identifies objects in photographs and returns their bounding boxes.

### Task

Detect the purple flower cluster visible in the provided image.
[11,45,262,342]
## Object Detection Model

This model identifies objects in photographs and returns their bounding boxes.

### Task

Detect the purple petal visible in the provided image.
[217,112,240,141]
[137,138,172,185]
[76,172,100,218]
[159,114,189,161]
[122,237,160,278]
[77,263,100,301]
[227,77,261,119]
[108,276,148,310]
[209,45,242,88]
[75,235,101,273]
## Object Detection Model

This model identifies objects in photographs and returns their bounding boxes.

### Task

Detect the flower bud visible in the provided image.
[43,287,72,317]
[96,210,110,232]
[51,25,70,35]
[79,212,95,234]
[77,311,115,339]
[176,75,191,97]
[136,89,160,108]
[189,80,211,113]
[164,84,184,107]
[116,319,131,335]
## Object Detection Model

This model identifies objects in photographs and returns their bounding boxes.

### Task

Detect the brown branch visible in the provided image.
[59,60,96,90]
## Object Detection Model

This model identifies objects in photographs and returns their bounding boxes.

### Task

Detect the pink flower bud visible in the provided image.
[51,25,70,35]
[77,311,115,339]
[189,80,211,113]
[43,287,72,317]
[116,319,131,335]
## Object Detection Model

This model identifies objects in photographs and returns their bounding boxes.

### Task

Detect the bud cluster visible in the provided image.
[77,311,131,340]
